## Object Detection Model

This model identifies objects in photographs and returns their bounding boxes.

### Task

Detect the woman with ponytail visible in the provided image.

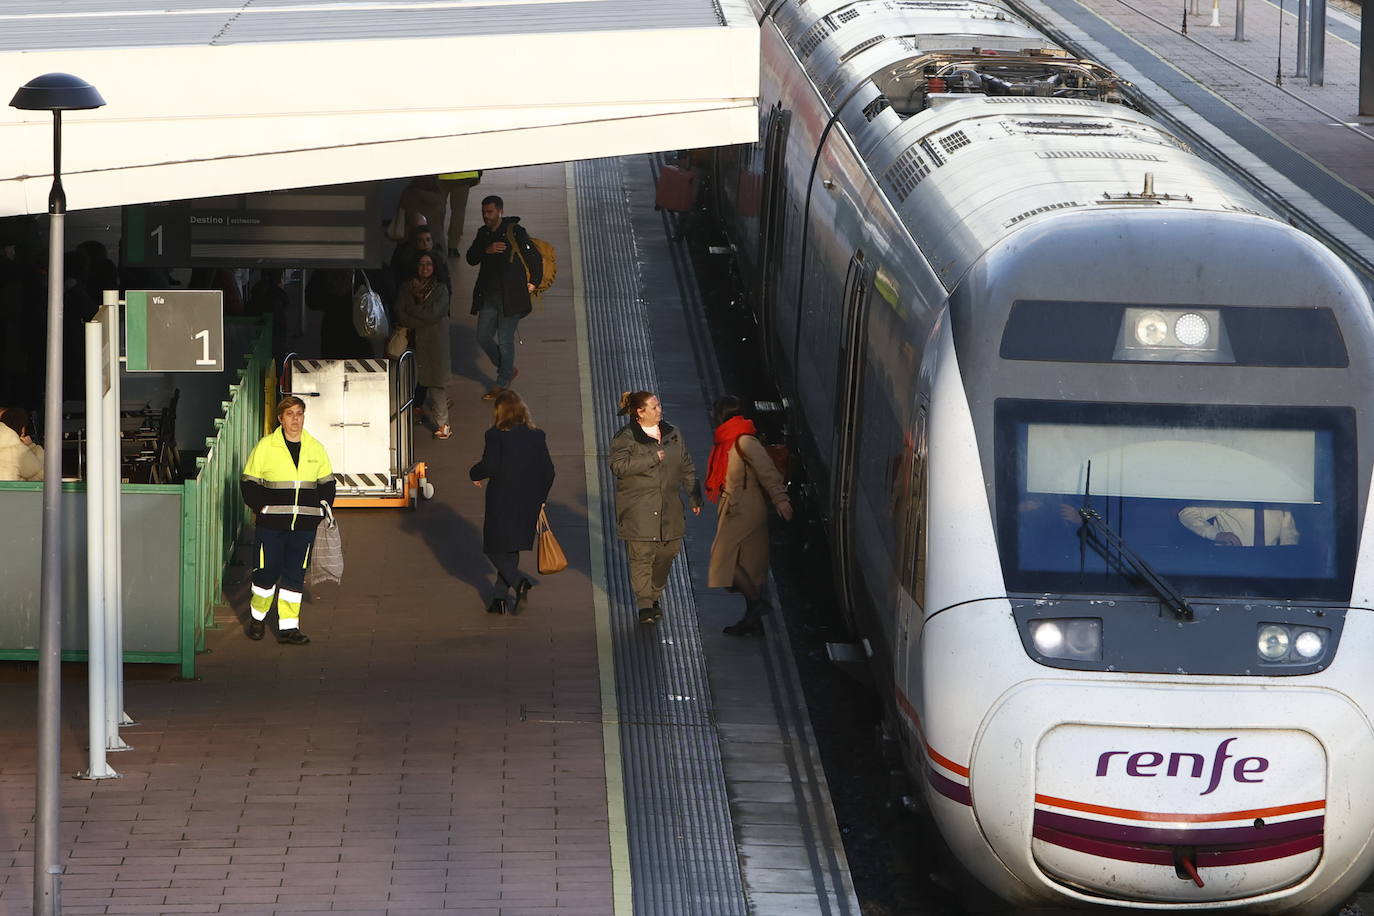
[704,396,792,636]
[609,390,702,624]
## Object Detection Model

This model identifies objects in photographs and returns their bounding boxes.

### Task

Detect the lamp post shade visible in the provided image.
[10,72,105,111]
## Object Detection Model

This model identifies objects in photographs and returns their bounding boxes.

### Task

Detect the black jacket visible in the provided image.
[469,425,556,553]
[465,216,542,318]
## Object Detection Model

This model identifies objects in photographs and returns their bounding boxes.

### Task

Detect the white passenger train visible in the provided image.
[712,0,1374,911]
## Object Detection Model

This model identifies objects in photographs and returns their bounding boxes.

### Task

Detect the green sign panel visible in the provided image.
[125,290,224,373]
[122,183,383,269]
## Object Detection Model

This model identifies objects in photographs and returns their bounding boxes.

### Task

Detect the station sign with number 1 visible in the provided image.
[124,290,224,372]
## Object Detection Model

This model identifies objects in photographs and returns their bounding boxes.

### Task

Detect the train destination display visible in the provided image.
[122,183,383,268]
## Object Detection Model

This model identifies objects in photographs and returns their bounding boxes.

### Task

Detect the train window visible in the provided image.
[994,400,1356,602]
[1000,300,1348,367]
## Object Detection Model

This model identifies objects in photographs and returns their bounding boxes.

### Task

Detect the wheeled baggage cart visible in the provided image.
[283,354,433,509]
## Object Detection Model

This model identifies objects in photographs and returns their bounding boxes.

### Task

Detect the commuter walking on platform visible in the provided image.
[705,396,792,636]
[394,252,454,440]
[469,390,556,615]
[240,396,336,645]
[465,195,541,400]
[389,224,450,292]
[609,391,702,624]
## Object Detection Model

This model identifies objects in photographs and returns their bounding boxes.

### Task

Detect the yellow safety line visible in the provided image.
[567,160,634,915]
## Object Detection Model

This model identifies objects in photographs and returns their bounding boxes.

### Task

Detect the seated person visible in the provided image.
[1178,505,1298,547]
[0,407,43,481]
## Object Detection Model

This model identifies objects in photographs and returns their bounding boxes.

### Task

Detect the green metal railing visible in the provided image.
[180,320,273,671]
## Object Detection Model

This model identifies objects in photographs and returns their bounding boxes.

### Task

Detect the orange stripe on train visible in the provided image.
[1035,793,1325,824]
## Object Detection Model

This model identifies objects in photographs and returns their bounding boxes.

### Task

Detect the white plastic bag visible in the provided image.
[307,503,344,586]
[352,271,390,343]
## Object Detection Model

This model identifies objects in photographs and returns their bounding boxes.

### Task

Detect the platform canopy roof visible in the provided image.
[0,0,759,216]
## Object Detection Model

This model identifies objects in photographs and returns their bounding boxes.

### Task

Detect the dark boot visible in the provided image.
[724,598,767,637]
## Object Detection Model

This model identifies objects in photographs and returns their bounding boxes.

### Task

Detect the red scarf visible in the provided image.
[705,416,756,503]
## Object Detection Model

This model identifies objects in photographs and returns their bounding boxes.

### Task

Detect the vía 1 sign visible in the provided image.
[125,290,224,373]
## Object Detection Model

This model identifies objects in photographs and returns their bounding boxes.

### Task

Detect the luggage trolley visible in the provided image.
[283,353,434,509]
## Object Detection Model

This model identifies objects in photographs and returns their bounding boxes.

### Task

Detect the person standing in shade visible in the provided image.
[394,252,454,440]
[609,391,702,624]
[469,390,556,615]
[240,396,335,645]
[465,195,541,400]
[439,170,482,257]
[305,268,372,360]
[0,407,42,481]
[704,396,792,636]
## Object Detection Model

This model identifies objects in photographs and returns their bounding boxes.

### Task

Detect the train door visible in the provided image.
[895,402,928,724]
[831,250,870,620]
[757,105,791,374]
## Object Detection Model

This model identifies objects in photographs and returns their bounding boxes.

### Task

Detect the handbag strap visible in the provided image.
[536,505,549,533]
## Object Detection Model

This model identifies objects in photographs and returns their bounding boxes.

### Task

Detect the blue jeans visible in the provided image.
[475,306,521,387]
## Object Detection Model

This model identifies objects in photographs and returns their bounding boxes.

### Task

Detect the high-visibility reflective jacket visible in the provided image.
[240,429,336,531]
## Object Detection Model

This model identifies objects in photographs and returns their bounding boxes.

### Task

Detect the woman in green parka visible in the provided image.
[609,390,702,624]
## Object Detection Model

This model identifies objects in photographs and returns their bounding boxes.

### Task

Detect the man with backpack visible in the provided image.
[466,195,543,400]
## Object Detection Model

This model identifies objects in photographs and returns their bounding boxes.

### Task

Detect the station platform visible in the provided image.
[0,162,859,915]
[1019,0,1374,270]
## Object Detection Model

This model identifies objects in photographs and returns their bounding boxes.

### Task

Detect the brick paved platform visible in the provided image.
[0,164,612,916]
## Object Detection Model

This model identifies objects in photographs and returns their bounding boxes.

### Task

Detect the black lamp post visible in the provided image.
[9,72,105,916]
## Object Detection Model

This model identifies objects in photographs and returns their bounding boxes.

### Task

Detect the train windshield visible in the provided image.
[995,400,1357,602]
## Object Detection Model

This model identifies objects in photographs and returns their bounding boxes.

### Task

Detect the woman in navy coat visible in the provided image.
[468,390,556,614]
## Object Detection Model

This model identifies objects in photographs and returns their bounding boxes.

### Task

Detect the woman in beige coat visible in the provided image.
[704,396,792,636]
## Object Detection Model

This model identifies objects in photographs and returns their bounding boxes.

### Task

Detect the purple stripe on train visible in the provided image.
[1034,809,1324,847]
[1035,825,1322,867]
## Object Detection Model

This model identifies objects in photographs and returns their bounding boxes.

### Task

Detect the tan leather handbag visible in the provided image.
[536,506,568,575]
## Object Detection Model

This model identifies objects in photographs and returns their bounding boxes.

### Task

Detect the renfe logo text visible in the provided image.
[1095,738,1269,795]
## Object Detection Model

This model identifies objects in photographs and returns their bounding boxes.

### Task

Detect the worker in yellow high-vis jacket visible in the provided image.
[239,395,335,645]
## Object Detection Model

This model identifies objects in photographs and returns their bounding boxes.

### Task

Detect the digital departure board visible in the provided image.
[121,183,384,269]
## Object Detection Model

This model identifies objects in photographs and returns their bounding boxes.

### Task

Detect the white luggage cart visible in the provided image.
[283,354,434,509]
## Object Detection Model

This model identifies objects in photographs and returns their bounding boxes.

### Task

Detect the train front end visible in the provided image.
[919,209,1374,912]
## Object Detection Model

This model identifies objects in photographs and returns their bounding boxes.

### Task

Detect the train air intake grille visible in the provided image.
[940,130,971,155]
[885,148,931,201]
[1037,150,1163,161]
[1006,201,1083,226]
[841,34,887,62]
[985,97,1099,106]
[799,21,833,56]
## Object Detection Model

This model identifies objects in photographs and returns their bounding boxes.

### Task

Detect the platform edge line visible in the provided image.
[568,158,634,916]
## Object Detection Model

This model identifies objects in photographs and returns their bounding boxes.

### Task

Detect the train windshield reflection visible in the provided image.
[995,401,1357,601]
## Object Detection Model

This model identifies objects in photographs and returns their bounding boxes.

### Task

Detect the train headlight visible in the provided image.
[1029,618,1101,661]
[1031,620,1064,654]
[1294,629,1326,659]
[1174,312,1210,346]
[1257,624,1291,660]
[1116,307,1232,362]
[1256,623,1330,664]
[1134,311,1169,346]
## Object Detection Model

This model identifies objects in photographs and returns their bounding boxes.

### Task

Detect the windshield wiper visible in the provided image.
[1077,462,1195,622]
